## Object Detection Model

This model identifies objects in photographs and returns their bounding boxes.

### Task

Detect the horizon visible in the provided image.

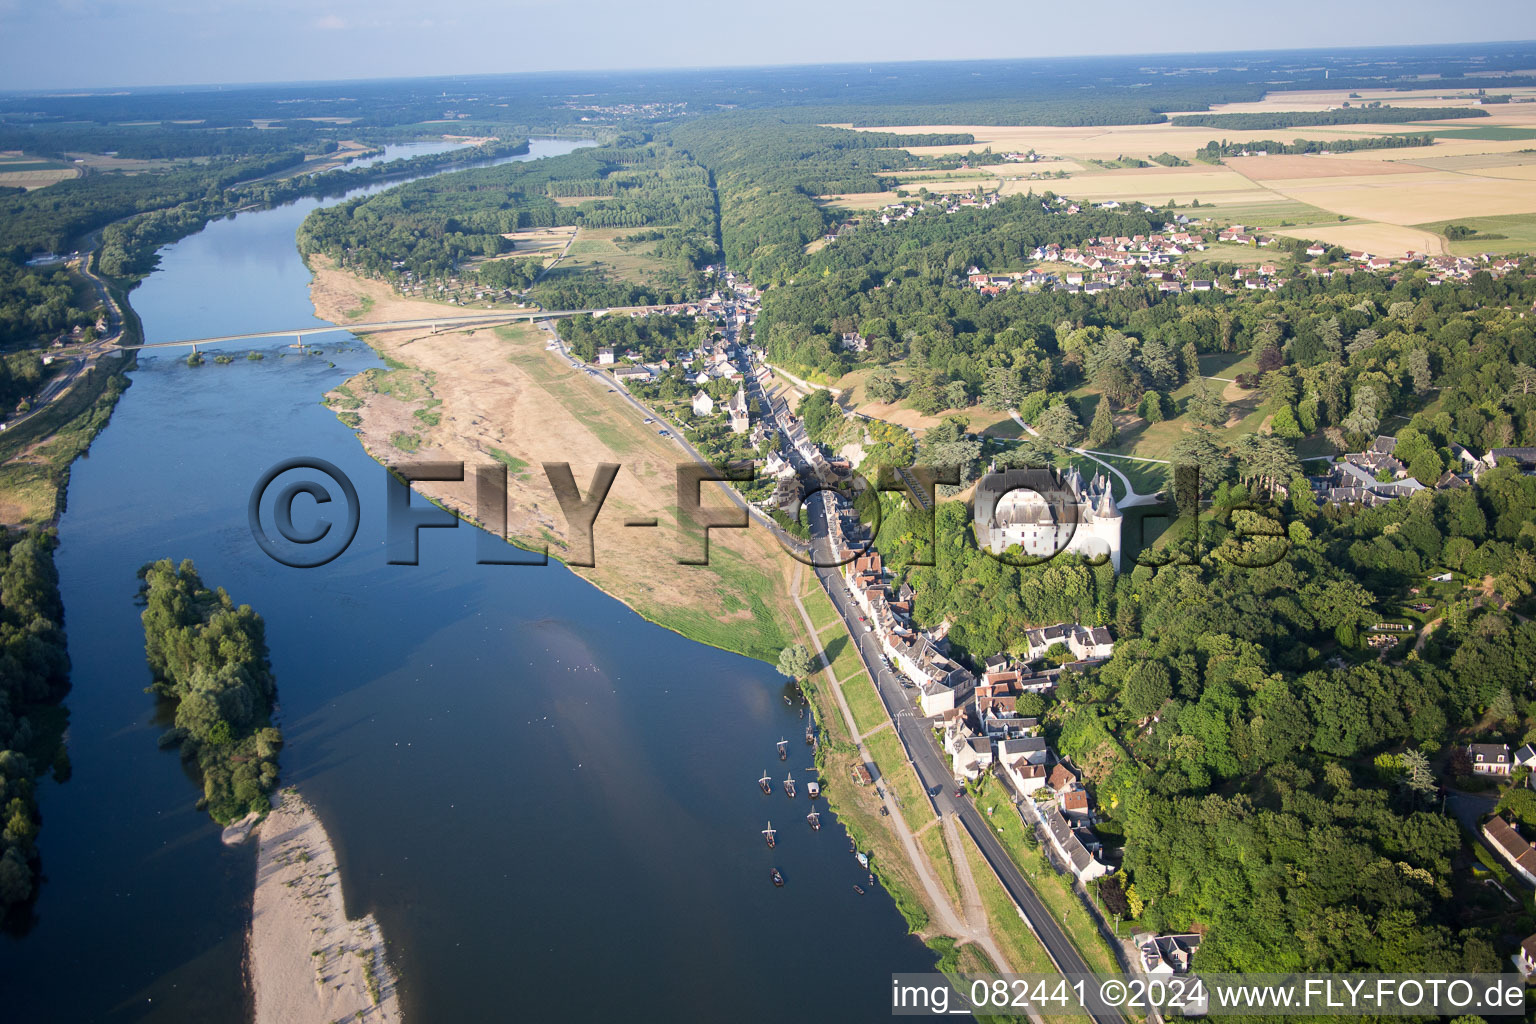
[2,0,1535,92]
[4,38,1536,98]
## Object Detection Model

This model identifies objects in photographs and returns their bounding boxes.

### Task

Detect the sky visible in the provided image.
[2,0,1535,91]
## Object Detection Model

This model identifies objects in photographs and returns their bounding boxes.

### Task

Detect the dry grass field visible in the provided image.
[310,264,800,662]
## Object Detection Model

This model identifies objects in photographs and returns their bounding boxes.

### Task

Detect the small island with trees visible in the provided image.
[138,558,281,824]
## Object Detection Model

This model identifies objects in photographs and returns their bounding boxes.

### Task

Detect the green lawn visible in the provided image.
[803,586,841,632]
[842,671,888,736]
[1412,213,1536,256]
[959,828,1065,976]
[866,727,935,827]
[821,630,867,684]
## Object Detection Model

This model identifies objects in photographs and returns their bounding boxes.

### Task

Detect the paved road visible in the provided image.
[805,492,1128,1024]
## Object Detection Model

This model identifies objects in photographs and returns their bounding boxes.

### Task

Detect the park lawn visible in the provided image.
[803,585,841,632]
[866,727,936,827]
[842,671,888,736]
[974,781,1122,977]
[821,630,867,684]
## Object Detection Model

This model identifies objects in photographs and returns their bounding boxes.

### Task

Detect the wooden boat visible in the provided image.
[777,738,788,760]
[763,822,776,848]
[806,781,820,799]
[770,868,784,887]
[848,836,856,853]
[852,884,865,895]
[807,808,821,831]
[783,774,796,799]
[759,770,772,795]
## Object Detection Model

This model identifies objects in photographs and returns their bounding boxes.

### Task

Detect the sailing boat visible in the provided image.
[807,804,821,831]
[777,737,788,761]
[759,769,772,795]
[783,773,797,799]
[763,822,776,848]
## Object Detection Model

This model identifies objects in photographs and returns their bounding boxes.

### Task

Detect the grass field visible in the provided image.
[1385,125,1536,142]
[0,153,78,189]
[821,630,868,683]
[803,585,841,632]
[866,727,936,827]
[958,827,1064,977]
[1413,212,1536,255]
[536,226,678,289]
[841,671,887,736]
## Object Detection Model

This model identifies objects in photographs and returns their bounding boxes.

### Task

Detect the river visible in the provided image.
[0,138,937,1022]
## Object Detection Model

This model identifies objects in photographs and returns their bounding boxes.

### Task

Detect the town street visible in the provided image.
[806,490,1130,1024]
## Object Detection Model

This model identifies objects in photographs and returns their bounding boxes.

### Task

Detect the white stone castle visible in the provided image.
[972,466,1122,571]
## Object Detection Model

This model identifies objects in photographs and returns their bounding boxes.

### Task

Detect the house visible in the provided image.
[691,391,715,417]
[1067,625,1115,662]
[612,366,654,384]
[1061,788,1091,819]
[1140,934,1202,976]
[1003,760,1048,796]
[1469,742,1513,776]
[1517,745,1536,769]
[597,347,616,365]
[1038,804,1111,881]
[1048,762,1078,794]
[1516,933,1536,980]
[1484,816,1536,884]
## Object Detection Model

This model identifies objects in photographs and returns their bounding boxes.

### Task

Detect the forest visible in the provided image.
[0,529,70,912]
[1171,106,1490,130]
[138,559,281,825]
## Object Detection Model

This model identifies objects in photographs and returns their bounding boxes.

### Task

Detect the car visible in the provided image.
[953,790,963,799]
[658,430,670,437]
[643,417,654,424]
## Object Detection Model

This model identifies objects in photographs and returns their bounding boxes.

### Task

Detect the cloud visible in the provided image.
[314,13,346,29]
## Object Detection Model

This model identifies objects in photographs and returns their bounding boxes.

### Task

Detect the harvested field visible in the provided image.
[1274,223,1446,257]
[1227,154,1431,179]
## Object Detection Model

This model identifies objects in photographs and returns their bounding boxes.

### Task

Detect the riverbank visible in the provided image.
[308,261,801,665]
[248,789,401,1024]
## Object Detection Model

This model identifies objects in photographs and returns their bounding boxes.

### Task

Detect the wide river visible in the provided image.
[1,140,937,1021]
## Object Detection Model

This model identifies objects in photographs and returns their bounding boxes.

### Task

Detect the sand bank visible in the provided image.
[249,789,402,1024]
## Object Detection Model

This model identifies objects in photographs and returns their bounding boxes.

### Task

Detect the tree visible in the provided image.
[1087,397,1117,448]
[1138,390,1166,423]
[980,365,1023,411]
[866,368,902,404]
[776,644,813,680]
[1490,685,1518,726]
[1318,316,1343,360]
[1185,379,1227,429]
[1270,404,1303,439]
[1035,403,1082,447]
[1400,747,1436,797]
[1231,433,1300,494]
[1408,347,1433,395]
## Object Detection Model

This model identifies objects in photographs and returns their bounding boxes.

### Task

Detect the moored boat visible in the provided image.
[763,821,776,848]
[777,738,788,760]
[770,868,784,887]
[806,780,820,799]
[807,808,821,831]
[783,774,796,798]
[855,851,869,869]
[852,884,865,895]
[759,769,772,795]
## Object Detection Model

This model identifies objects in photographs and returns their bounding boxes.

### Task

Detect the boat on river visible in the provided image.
[855,851,869,869]
[763,822,776,848]
[759,770,772,795]
[777,738,788,760]
[771,868,785,887]
[783,774,796,799]
[807,807,820,831]
[806,780,820,799]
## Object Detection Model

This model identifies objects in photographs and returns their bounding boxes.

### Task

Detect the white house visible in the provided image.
[1469,742,1513,776]
[691,391,715,416]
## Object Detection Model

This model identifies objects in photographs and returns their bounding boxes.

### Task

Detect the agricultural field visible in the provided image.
[1413,213,1536,256]
[850,93,1536,256]
[0,152,78,189]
